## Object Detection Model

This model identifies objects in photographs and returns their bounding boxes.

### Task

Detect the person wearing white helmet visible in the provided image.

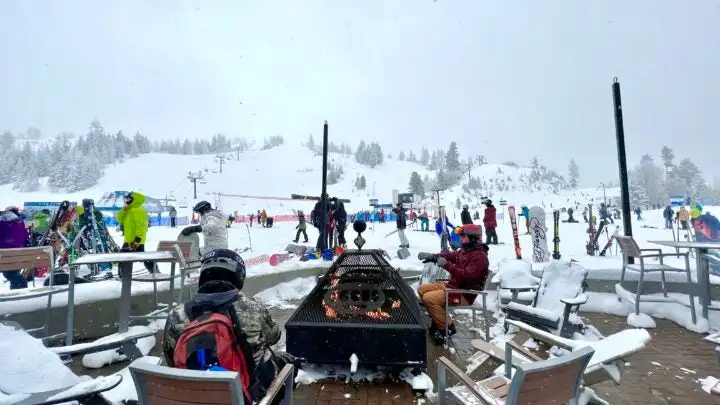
[181,201,228,255]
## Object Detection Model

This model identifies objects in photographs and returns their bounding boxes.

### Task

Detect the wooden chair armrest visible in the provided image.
[560,294,588,306]
[504,341,542,377]
[505,319,574,350]
[500,285,538,292]
[437,357,487,402]
[445,288,488,296]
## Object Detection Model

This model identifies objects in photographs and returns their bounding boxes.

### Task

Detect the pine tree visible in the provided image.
[660,146,675,177]
[455,197,462,209]
[568,159,580,189]
[408,171,424,197]
[398,151,406,161]
[445,142,461,171]
[420,148,430,166]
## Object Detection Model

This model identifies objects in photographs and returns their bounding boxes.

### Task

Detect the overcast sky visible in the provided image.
[1,0,718,187]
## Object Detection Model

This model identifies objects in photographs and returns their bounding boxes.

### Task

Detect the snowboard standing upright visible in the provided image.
[552,210,561,260]
[508,205,522,259]
[528,206,549,263]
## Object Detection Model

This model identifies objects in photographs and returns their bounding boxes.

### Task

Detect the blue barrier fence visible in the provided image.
[103,216,189,227]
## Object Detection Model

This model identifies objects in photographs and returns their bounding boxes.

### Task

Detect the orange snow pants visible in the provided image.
[417,282,470,328]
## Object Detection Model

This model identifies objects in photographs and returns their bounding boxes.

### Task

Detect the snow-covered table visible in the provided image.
[68,251,178,345]
[648,240,720,319]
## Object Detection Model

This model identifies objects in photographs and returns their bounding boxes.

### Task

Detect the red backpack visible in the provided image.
[173,310,255,402]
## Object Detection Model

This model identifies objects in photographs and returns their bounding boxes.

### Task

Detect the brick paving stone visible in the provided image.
[580,312,720,405]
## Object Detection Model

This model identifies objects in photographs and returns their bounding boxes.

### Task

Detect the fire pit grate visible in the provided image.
[285,249,427,370]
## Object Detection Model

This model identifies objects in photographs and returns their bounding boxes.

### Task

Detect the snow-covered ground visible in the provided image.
[0,144,616,217]
[2,203,719,330]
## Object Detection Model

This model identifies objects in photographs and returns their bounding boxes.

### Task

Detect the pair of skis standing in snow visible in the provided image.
[507,203,618,263]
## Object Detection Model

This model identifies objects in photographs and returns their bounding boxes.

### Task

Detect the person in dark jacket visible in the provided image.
[460,204,473,225]
[332,198,347,247]
[663,205,674,229]
[483,200,498,245]
[312,194,331,250]
[417,224,489,344]
[392,202,410,248]
[0,209,30,289]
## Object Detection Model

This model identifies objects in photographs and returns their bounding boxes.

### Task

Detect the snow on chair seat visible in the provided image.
[437,344,594,405]
[9,375,122,405]
[0,247,68,339]
[504,260,588,338]
[505,319,651,385]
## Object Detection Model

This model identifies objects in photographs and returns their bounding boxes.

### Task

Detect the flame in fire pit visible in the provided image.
[321,277,402,320]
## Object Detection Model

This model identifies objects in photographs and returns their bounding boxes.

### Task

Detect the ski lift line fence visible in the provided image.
[213,192,297,201]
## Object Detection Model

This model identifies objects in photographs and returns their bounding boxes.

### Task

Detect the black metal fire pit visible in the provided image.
[285,248,427,371]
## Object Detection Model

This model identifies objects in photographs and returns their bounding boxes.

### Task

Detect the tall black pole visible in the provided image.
[612,77,634,264]
[319,120,329,251]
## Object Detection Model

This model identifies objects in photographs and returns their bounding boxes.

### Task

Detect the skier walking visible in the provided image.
[311,194,332,250]
[419,210,430,232]
[460,204,473,225]
[260,210,268,227]
[582,206,589,223]
[168,206,177,228]
[483,200,498,245]
[392,202,410,248]
[634,207,643,220]
[181,201,229,256]
[293,210,309,243]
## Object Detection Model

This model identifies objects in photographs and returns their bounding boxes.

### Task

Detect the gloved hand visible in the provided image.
[295,225,299,229]
[480,243,490,253]
[417,252,436,263]
[181,225,202,236]
[436,256,448,267]
[275,351,298,367]
[130,237,142,250]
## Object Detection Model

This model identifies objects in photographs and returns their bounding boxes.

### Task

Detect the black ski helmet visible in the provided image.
[124,192,134,205]
[484,199,492,206]
[198,248,246,290]
[193,200,212,215]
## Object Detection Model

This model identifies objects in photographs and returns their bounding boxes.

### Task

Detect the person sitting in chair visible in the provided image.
[417,224,490,345]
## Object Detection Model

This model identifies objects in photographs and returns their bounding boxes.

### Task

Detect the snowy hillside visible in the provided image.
[0,143,619,215]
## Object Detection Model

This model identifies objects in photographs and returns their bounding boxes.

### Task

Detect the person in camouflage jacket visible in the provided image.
[162,253,282,368]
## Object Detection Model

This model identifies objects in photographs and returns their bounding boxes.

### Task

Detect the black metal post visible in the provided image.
[319,121,329,251]
[612,77,634,264]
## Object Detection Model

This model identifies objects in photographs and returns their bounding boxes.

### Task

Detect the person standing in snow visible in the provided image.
[294,210,309,243]
[117,192,155,276]
[460,204,473,225]
[599,203,614,224]
[332,197,347,247]
[678,206,690,230]
[260,210,268,228]
[483,200,498,245]
[168,206,177,228]
[663,205,674,229]
[392,202,410,248]
[519,205,530,234]
[312,194,332,250]
[182,201,229,256]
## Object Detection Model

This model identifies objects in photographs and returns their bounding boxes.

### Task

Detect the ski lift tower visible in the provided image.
[432,187,450,252]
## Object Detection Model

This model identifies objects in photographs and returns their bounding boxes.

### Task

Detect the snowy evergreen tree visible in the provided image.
[674,158,707,200]
[445,142,461,171]
[420,148,430,166]
[398,151,406,161]
[408,171,424,197]
[660,146,675,177]
[568,159,579,189]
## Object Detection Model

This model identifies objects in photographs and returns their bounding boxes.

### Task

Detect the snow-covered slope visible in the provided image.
[0,143,619,215]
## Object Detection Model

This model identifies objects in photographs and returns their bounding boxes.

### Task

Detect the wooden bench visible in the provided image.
[130,361,295,405]
[0,247,68,339]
